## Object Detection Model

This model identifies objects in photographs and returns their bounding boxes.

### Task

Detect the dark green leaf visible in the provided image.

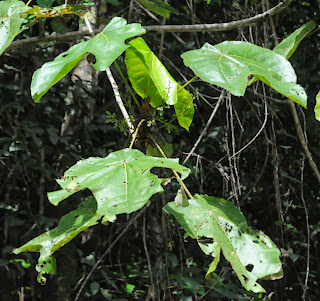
[125,37,194,130]
[36,0,55,8]
[90,282,100,296]
[136,0,178,18]
[181,42,307,107]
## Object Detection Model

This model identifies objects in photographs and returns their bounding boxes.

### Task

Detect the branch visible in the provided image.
[288,101,320,185]
[7,0,292,51]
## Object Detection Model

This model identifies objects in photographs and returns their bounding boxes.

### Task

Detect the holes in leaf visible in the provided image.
[245,264,254,272]
[87,53,96,64]
[242,274,249,284]
[199,237,214,246]
[61,53,68,58]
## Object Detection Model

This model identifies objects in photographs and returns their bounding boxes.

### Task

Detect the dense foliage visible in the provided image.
[1,0,320,300]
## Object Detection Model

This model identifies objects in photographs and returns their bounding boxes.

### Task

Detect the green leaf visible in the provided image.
[181,41,307,108]
[36,0,55,8]
[125,37,194,130]
[315,91,320,122]
[164,194,283,293]
[0,0,28,55]
[13,197,99,282]
[10,259,31,269]
[90,282,100,296]
[147,141,173,158]
[48,148,190,217]
[31,17,145,102]
[100,288,112,299]
[136,0,178,18]
[103,0,121,5]
[14,149,189,283]
[126,283,135,294]
[273,21,316,59]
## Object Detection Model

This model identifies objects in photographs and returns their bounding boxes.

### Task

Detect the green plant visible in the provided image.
[1,0,317,297]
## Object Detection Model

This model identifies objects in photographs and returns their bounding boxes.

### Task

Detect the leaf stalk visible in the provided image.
[148,134,193,199]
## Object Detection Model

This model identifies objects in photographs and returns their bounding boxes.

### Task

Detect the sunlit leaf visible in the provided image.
[315,91,320,122]
[14,149,190,283]
[181,41,307,107]
[125,37,194,130]
[48,148,190,217]
[31,17,145,102]
[273,21,316,59]
[0,0,28,55]
[164,194,283,293]
[136,0,178,18]
[13,197,99,283]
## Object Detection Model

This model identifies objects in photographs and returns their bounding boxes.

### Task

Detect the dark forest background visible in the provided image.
[1,0,320,300]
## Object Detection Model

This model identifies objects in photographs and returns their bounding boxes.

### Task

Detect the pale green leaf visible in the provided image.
[181,41,307,107]
[0,0,28,55]
[125,37,194,130]
[315,91,320,121]
[136,0,178,18]
[31,17,145,102]
[204,242,220,280]
[13,197,98,283]
[14,149,189,283]
[164,194,283,293]
[90,282,100,296]
[273,21,316,59]
[48,148,190,217]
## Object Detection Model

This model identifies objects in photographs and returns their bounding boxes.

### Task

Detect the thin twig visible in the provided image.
[229,95,268,160]
[148,135,193,200]
[183,90,225,165]
[288,101,320,185]
[271,113,284,248]
[105,68,135,135]
[114,60,140,107]
[85,17,135,135]
[142,213,155,300]
[7,0,292,51]
[129,119,145,149]
[300,155,310,301]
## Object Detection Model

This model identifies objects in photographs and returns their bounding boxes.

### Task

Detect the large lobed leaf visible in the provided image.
[48,148,190,218]
[181,41,307,107]
[125,37,194,130]
[14,148,190,283]
[31,17,145,102]
[0,0,28,55]
[164,194,283,293]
